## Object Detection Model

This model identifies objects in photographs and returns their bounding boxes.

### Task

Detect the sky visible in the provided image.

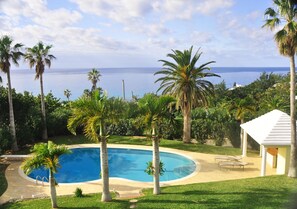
[0,0,291,69]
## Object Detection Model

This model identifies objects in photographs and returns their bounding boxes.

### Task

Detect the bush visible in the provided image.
[0,125,11,154]
[74,187,83,197]
[47,107,72,136]
[107,119,144,136]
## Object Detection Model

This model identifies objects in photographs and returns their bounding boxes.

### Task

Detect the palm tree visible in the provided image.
[263,0,297,177]
[67,91,125,202]
[24,42,56,140]
[0,35,23,151]
[155,46,219,143]
[228,97,256,148]
[88,68,101,91]
[64,89,71,101]
[138,93,174,195]
[21,141,71,208]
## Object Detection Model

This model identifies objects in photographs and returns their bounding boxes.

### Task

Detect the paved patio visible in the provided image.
[0,144,276,205]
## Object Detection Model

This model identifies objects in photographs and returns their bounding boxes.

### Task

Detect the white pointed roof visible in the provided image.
[240,109,291,146]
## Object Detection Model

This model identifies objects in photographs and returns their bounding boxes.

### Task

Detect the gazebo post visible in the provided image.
[261,146,267,176]
[242,130,248,157]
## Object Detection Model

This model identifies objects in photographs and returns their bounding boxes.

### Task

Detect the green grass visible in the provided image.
[2,176,297,209]
[2,193,129,209]
[15,135,246,156]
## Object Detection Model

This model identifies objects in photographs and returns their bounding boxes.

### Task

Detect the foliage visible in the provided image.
[145,161,165,176]
[155,46,218,143]
[74,187,83,197]
[47,107,71,136]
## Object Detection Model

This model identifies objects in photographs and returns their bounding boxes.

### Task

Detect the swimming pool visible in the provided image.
[26,148,197,183]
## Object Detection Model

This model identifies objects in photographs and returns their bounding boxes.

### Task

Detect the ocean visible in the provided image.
[0,67,290,100]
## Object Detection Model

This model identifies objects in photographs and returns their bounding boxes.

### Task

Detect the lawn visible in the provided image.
[16,134,249,156]
[2,175,297,209]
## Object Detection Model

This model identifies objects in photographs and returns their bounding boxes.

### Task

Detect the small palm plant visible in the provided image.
[21,141,71,208]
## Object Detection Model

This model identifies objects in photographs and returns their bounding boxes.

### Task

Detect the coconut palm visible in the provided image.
[64,89,71,101]
[263,0,297,177]
[155,46,219,143]
[0,35,23,151]
[24,42,56,140]
[88,68,101,91]
[138,93,174,195]
[67,91,125,202]
[21,141,71,208]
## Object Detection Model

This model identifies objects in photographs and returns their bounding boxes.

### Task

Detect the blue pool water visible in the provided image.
[27,148,196,183]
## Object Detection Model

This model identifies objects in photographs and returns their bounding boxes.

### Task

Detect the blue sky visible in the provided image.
[0,0,290,68]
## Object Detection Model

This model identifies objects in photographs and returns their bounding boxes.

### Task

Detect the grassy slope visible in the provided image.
[2,176,297,209]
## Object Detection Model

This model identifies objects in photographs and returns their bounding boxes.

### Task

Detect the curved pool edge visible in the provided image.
[19,143,201,186]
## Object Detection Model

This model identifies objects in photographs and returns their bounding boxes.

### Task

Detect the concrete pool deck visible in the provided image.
[0,144,276,205]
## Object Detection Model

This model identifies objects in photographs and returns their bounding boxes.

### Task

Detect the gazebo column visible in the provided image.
[242,130,248,157]
[261,146,267,176]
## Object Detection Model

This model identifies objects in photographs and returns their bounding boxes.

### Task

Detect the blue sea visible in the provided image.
[0,67,289,100]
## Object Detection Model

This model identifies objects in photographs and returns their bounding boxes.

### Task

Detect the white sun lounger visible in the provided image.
[214,155,242,162]
[218,161,249,170]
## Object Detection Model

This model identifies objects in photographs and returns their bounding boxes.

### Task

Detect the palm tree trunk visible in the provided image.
[6,69,18,151]
[183,105,191,143]
[240,119,244,150]
[100,136,112,202]
[40,74,48,140]
[152,128,160,195]
[49,171,58,208]
[288,55,297,178]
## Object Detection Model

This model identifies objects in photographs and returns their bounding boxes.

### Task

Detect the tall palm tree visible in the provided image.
[263,0,297,177]
[0,35,23,151]
[67,91,125,202]
[138,93,174,195]
[24,42,56,140]
[64,89,71,101]
[21,141,71,208]
[88,68,101,91]
[155,46,219,143]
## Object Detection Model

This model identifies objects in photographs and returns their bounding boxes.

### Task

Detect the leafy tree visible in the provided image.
[0,35,23,151]
[25,42,56,140]
[263,0,297,177]
[88,68,101,91]
[67,91,125,202]
[21,141,71,208]
[138,93,174,194]
[155,46,219,143]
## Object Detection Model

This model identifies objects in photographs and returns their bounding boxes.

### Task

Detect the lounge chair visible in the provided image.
[0,155,30,161]
[214,155,242,162]
[218,161,249,170]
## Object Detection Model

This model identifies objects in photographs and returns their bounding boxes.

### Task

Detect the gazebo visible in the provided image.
[240,109,291,176]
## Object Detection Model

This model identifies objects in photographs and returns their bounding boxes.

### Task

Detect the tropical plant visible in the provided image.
[67,91,125,202]
[155,46,219,143]
[24,42,56,140]
[263,0,297,177]
[64,89,71,101]
[228,97,256,148]
[88,68,101,91]
[21,141,71,208]
[0,35,23,151]
[138,93,174,194]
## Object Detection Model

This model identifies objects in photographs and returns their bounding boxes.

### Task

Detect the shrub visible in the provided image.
[74,187,83,197]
